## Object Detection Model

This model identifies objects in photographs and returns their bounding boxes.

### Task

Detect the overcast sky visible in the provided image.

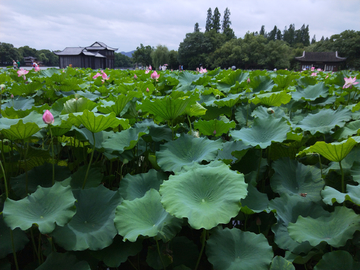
[1,0,359,53]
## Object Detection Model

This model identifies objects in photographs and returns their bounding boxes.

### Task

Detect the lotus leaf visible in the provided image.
[206,227,273,270]
[292,82,329,101]
[1,120,41,141]
[213,93,242,107]
[156,134,222,172]
[51,185,121,250]
[288,206,360,248]
[160,162,247,230]
[3,182,76,234]
[194,119,236,137]
[114,189,182,242]
[35,252,90,270]
[230,116,290,148]
[250,91,292,106]
[270,158,324,202]
[297,137,357,162]
[270,256,295,270]
[296,108,352,135]
[321,184,360,206]
[119,169,167,200]
[313,250,360,270]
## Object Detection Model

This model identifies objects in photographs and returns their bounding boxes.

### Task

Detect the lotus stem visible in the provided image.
[0,160,9,198]
[24,140,29,194]
[49,126,55,185]
[10,229,19,270]
[82,132,96,189]
[194,229,206,270]
[155,239,166,270]
[339,161,345,194]
[187,115,192,132]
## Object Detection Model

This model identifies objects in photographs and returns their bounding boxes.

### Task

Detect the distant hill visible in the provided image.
[120,50,135,58]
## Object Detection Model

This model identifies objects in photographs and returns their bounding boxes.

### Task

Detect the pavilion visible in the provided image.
[295,51,346,71]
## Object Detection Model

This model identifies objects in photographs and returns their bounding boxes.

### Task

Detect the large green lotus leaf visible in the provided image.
[2,96,34,111]
[270,158,324,202]
[10,81,42,96]
[184,101,207,117]
[0,216,29,259]
[230,116,290,149]
[1,120,41,141]
[72,127,112,149]
[135,119,173,142]
[91,236,143,268]
[296,108,352,135]
[321,184,360,206]
[160,162,247,230]
[52,185,121,250]
[292,82,329,101]
[270,256,295,270]
[213,93,242,107]
[10,163,71,198]
[68,110,129,133]
[35,252,90,270]
[240,184,270,214]
[115,189,182,242]
[297,137,357,162]
[194,119,236,137]
[269,194,328,254]
[288,206,360,248]
[156,134,222,172]
[177,71,202,86]
[139,95,194,121]
[249,75,275,93]
[119,169,167,200]
[313,250,360,270]
[206,227,273,270]
[333,120,360,140]
[61,97,97,114]
[216,140,251,163]
[101,126,149,154]
[250,91,292,107]
[97,92,139,116]
[3,182,76,234]
[251,106,289,120]
[215,69,248,93]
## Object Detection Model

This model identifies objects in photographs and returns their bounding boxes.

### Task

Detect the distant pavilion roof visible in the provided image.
[295,51,346,62]
[54,41,117,56]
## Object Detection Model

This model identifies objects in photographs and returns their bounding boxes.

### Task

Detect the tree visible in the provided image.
[283,24,295,46]
[151,45,169,70]
[268,26,278,42]
[168,50,179,70]
[132,44,153,67]
[260,25,266,37]
[114,53,133,68]
[0,42,21,66]
[194,22,200,32]
[264,40,292,69]
[212,7,221,33]
[222,7,235,41]
[205,8,212,32]
[311,35,316,44]
[276,29,282,40]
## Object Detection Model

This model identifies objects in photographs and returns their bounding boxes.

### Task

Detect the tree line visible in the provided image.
[2,7,359,70]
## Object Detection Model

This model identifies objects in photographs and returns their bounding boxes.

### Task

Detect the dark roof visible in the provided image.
[54,47,84,56]
[295,51,346,62]
[86,41,117,51]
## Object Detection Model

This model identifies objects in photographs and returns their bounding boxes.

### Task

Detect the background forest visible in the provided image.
[1,7,359,70]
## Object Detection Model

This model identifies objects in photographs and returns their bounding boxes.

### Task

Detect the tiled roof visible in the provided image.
[54,47,84,55]
[86,41,117,51]
[295,51,346,62]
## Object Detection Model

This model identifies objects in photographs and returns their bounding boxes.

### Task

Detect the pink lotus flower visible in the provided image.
[151,71,160,80]
[343,76,359,89]
[134,74,138,79]
[311,67,315,71]
[11,94,14,98]
[93,72,101,79]
[317,68,322,71]
[34,66,40,72]
[247,78,250,83]
[145,70,149,74]
[17,68,29,80]
[199,67,207,74]
[101,71,109,80]
[213,130,216,135]
[149,65,152,70]
[146,88,150,92]
[311,73,317,76]
[42,110,54,125]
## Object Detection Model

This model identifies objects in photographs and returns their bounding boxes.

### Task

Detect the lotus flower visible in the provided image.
[247,77,250,83]
[93,72,101,79]
[199,67,207,74]
[101,71,109,81]
[311,67,315,71]
[151,71,160,80]
[343,76,359,89]
[42,110,54,125]
[311,73,317,76]
[145,70,149,74]
[34,66,40,72]
[146,88,150,92]
[149,65,152,70]
[134,74,138,79]
[17,68,29,80]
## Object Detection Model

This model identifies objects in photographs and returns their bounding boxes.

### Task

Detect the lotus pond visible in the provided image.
[0,67,360,270]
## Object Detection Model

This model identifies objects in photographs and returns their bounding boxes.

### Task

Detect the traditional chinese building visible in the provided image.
[295,51,346,71]
[54,41,117,69]
[24,56,38,66]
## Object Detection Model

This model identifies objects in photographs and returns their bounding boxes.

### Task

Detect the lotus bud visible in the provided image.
[267,108,275,114]
[213,130,216,135]
[42,110,54,125]
[215,95,220,99]
[134,74,137,79]
[146,88,150,92]
[11,94,14,98]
